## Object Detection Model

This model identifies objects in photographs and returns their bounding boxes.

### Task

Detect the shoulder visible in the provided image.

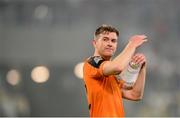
[86,56,105,68]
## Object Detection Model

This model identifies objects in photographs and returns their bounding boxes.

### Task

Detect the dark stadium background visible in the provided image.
[0,0,180,116]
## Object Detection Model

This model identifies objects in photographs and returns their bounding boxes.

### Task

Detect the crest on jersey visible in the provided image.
[88,56,104,68]
[94,56,103,64]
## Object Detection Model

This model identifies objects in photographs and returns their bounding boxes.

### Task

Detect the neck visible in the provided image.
[93,52,111,61]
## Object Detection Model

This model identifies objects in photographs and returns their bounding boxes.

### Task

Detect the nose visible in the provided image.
[107,40,113,47]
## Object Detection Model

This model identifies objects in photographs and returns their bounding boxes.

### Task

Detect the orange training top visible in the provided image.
[83,56,125,117]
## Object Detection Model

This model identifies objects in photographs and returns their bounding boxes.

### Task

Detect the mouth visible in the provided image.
[105,48,114,52]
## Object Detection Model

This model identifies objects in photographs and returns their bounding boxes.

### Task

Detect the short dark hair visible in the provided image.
[95,24,119,37]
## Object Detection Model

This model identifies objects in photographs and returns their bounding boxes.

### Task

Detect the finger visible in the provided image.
[140,35,148,44]
[139,35,147,39]
[133,54,143,63]
[131,56,138,63]
[136,57,145,65]
[133,54,140,60]
[137,55,146,65]
[134,54,145,64]
[132,55,137,61]
[143,38,148,42]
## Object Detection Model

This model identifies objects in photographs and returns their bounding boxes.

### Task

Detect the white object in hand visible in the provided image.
[116,62,141,87]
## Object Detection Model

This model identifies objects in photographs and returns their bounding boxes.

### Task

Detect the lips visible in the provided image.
[105,48,113,51]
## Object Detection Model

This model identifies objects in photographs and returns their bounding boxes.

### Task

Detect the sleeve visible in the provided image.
[85,56,107,78]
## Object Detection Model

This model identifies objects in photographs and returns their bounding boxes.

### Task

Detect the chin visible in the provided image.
[103,53,113,58]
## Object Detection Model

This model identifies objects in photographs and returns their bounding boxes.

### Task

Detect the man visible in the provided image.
[83,24,147,117]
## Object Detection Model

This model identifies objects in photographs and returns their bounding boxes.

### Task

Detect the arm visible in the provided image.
[103,35,147,76]
[122,54,147,101]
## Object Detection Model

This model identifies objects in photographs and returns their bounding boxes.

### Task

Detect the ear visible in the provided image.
[92,39,96,48]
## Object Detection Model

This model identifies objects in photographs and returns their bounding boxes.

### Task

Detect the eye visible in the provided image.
[103,37,109,41]
[111,39,117,43]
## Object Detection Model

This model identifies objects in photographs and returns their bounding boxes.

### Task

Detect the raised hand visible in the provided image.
[129,35,147,48]
[131,53,146,66]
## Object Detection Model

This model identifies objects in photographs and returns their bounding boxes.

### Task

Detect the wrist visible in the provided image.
[128,41,137,49]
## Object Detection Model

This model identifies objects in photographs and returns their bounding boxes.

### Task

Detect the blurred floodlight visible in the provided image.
[74,62,84,79]
[31,66,50,83]
[6,69,21,86]
[34,5,49,20]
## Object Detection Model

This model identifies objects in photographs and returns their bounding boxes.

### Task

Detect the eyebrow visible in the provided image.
[103,36,117,40]
[103,36,109,39]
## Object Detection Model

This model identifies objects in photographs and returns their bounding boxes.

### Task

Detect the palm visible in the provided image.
[130,35,147,47]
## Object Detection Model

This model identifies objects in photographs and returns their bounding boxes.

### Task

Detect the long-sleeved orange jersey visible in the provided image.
[83,56,125,117]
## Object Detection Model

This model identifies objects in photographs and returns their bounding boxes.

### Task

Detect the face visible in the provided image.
[93,32,118,59]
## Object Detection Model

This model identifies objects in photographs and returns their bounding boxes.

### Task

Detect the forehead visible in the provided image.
[99,32,118,39]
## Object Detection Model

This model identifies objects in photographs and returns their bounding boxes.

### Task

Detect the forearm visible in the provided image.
[103,42,136,76]
[103,35,147,76]
[112,42,136,71]
[131,63,147,99]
